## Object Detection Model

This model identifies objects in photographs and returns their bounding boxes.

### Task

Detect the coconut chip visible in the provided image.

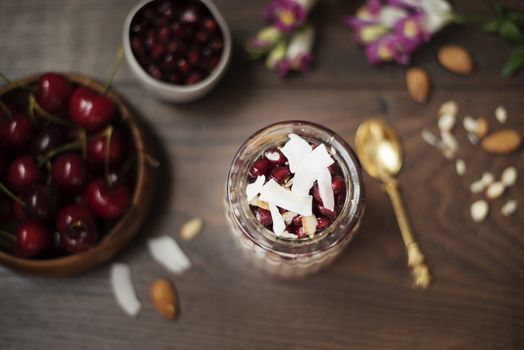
[180,217,203,241]
[501,199,517,216]
[438,113,456,132]
[249,197,270,210]
[456,159,466,175]
[246,175,266,201]
[495,106,507,124]
[148,236,191,274]
[302,215,318,238]
[268,203,286,236]
[110,263,141,317]
[481,172,495,186]
[439,100,458,117]
[259,179,312,216]
[317,167,335,211]
[470,180,485,194]
[281,134,312,173]
[292,143,334,196]
[281,211,298,225]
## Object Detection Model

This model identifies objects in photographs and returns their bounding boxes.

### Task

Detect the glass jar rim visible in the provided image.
[226,120,365,258]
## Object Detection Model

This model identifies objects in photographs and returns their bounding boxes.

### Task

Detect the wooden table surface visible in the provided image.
[1,1,524,349]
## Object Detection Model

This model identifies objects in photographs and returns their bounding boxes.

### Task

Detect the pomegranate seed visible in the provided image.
[177,58,190,73]
[185,72,204,85]
[151,45,165,60]
[209,38,223,51]
[202,18,218,32]
[316,217,330,231]
[255,208,272,227]
[188,49,201,65]
[158,26,171,41]
[263,148,286,166]
[291,215,302,227]
[270,166,291,184]
[147,65,162,80]
[296,226,307,238]
[131,36,144,54]
[316,203,335,220]
[249,158,270,179]
[195,30,209,43]
[332,176,345,194]
[328,163,338,175]
[311,183,322,203]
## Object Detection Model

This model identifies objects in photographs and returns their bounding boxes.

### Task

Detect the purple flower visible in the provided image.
[261,0,316,33]
[286,25,315,72]
[246,25,283,59]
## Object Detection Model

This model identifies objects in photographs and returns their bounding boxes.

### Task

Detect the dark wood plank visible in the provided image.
[0,1,523,350]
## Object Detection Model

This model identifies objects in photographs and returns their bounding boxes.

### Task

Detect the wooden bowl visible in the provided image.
[0,73,156,277]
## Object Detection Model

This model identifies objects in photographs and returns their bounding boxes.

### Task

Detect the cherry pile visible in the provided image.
[248,145,347,239]
[0,73,135,259]
[130,0,224,85]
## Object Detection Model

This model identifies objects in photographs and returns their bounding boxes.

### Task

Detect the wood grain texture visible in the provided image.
[0,0,523,349]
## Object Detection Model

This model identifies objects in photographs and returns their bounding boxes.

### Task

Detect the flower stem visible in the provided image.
[0,99,12,119]
[102,47,124,95]
[0,182,25,206]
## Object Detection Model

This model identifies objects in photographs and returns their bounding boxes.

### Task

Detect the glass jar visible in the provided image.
[225,121,365,278]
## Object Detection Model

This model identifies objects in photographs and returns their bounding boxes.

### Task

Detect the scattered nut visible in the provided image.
[501,166,518,187]
[470,180,485,194]
[474,117,489,139]
[501,199,517,217]
[180,217,204,241]
[439,100,458,117]
[481,172,495,186]
[406,67,430,103]
[486,182,505,200]
[421,129,439,147]
[466,132,479,145]
[440,131,458,155]
[481,129,522,155]
[151,279,177,320]
[455,159,466,175]
[438,113,456,132]
[463,116,477,133]
[438,45,474,75]
[471,200,489,222]
[495,106,507,124]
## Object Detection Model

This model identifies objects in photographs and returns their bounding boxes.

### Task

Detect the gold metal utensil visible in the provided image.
[355,118,431,289]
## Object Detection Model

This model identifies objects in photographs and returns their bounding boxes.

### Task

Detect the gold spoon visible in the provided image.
[355,118,431,289]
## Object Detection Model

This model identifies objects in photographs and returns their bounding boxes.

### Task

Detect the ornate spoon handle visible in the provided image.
[383,177,431,289]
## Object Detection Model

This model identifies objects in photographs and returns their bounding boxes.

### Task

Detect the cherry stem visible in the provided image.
[0,229,15,253]
[29,94,73,127]
[122,154,136,174]
[38,141,81,167]
[45,161,53,185]
[0,73,12,84]
[104,126,114,187]
[79,129,87,159]
[102,47,125,95]
[0,99,12,119]
[0,182,25,206]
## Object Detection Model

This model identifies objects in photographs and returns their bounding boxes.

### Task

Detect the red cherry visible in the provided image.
[87,130,125,165]
[37,73,73,113]
[14,201,26,221]
[15,220,52,259]
[69,87,115,132]
[7,155,41,192]
[5,114,33,149]
[56,204,99,253]
[21,185,60,221]
[52,153,87,192]
[86,178,131,220]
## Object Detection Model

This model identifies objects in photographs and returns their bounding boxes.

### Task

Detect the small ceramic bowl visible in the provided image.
[0,73,156,277]
[123,0,232,102]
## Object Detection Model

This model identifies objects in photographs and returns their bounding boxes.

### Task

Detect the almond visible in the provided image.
[438,45,473,75]
[474,117,489,139]
[151,279,177,320]
[481,129,521,154]
[406,67,430,103]
[180,217,203,241]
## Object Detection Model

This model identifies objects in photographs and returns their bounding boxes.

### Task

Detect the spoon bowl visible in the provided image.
[355,119,403,180]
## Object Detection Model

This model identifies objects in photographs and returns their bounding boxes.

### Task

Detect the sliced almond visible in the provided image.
[439,100,458,117]
[495,106,507,124]
[421,129,439,147]
[501,199,517,217]
[455,159,466,175]
[474,117,489,139]
[463,116,477,133]
[471,200,489,222]
[440,131,458,155]
[180,217,203,241]
[501,166,518,187]
[481,129,521,155]
[406,67,430,103]
[151,279,177,320]
[438,113,456,132]
[438,45,474,75]
[486,182,505,200]
[302,215,318,238]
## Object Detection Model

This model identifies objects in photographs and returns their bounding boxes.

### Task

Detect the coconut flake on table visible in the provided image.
[246,175,266,201]
[281,134,312,173]
[110,263,141,317]
[268,203,286,236]
[259,179,313,216]
[292,143,334,196]
[317,167,335,210]
[147,235,191,274]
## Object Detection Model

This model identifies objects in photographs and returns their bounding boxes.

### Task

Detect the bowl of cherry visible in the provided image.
[123,0,232,102]
[0,72,156,276]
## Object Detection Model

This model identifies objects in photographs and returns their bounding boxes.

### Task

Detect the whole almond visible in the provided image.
[481,129,521,154]
[406,67,430,103]
[474,117,489,139]
[438,45,473,75]
[151,279,177,320]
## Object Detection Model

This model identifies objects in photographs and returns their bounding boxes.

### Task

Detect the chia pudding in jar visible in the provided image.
[225,121,365,278]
